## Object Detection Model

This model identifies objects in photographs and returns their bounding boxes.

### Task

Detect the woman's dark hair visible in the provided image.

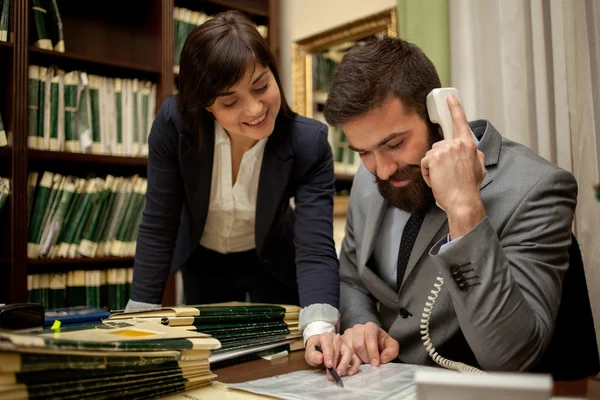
[324,37,441,128]
[177,10,292,150]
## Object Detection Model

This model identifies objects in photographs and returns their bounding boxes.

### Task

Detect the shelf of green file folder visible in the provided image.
[594,182,600,202]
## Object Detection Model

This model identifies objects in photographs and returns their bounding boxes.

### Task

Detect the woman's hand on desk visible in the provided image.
[305,332,362,378]
[342,322,399,366]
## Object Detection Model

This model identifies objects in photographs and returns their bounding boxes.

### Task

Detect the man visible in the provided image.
[323,37,577,372]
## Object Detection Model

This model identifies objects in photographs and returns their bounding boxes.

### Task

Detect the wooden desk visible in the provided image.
[213,351,591,398]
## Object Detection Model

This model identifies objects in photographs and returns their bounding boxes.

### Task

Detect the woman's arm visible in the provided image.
[293,121,361,376]
[129,98,185,306]
[293,122,340,312]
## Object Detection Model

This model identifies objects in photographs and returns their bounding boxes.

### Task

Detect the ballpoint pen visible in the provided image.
[315,344,345,388]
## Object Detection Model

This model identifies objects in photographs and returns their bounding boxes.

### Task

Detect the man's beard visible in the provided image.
[376,126,441,214]
[376,166,434,214]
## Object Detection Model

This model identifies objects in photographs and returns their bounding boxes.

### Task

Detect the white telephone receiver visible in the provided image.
[426,87,462,140]
[425,88,464,212]
[420,88,485,375]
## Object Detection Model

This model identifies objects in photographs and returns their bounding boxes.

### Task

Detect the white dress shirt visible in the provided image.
[200,122,268,253]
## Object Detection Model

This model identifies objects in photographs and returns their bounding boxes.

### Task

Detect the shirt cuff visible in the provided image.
[125,299,162,312]
[439,232,468,253]
[439,234,451,252]
[302,321,337,345]
[298,303,341,344]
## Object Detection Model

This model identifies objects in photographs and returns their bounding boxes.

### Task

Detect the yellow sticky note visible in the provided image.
[51,320,61,339]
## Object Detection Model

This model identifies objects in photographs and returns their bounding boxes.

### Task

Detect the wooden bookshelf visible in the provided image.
[28,257,136,275]
[28,150,148,167]
[1,0,280,310]
[29,47,161,79]
[28,256,135,265]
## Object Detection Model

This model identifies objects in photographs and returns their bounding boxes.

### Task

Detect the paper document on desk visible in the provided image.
[229,362,441,400]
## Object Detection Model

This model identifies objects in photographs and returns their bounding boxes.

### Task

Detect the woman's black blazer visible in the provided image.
[131,95,340,308]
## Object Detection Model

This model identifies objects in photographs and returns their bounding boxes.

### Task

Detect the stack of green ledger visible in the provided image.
[109,302,304,365]
[0,319,221,399]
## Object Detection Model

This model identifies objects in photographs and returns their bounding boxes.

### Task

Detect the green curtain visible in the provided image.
[396,0,450,87]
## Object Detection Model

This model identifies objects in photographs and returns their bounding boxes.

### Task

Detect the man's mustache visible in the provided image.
[376,165,422,184]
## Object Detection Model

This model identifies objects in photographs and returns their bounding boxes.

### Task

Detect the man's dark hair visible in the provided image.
[324,37,441,127]
[177,10,292,150]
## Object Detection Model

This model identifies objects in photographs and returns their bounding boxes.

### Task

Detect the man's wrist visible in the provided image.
[447,198,486,240]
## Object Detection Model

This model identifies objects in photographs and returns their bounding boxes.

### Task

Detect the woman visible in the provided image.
[126,11,359,377]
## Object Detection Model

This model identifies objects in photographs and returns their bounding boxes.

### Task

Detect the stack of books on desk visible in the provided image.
[0,319,221,399]
[109,302,304,366]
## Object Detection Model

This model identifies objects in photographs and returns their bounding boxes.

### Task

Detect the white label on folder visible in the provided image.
[80,129,93,151]
[80,72,89,87]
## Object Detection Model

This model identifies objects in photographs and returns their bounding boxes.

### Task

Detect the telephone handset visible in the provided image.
[426,87,461,140]
[425,88,463,212]
[420,88,485,375]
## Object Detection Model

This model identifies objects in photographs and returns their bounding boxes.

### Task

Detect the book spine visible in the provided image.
[78,175,113,257]
[48,0,64,52]
[88,75,102,154]
[31,0,52,50]
[0,109,6,146]
[48,70,62,150]
[48,272,66,308]
[27,171,54,258]
[66,270,86,307]
[63,71,78,151]
[0,0,10,42]
[114,78,123,155]
[28,65,41,149]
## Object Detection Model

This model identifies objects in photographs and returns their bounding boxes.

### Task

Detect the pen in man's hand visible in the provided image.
[315,344,344,388]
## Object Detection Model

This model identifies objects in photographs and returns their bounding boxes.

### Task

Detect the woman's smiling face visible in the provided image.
[206,62,282,142]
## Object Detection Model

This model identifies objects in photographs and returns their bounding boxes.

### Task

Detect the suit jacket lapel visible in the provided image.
[179,120,214,235]
[255,117,294,255]
[401,204,448,285]
[358,188,386,268]
[358,188,400,306]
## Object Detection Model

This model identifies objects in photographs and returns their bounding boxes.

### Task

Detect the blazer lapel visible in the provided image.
[179,121,214,234]
[476,119,501,191]
[255,118,294,254]
[358,188,400,307]
[401,204,448,286]
[358,190,386,268]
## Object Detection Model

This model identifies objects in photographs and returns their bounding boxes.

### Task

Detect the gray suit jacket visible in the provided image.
[339,120,578,372]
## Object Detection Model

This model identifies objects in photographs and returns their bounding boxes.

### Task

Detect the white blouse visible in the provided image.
[199,121,268,254]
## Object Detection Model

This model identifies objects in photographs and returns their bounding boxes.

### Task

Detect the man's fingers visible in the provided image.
[341,328,354,347]
[364,327,380,366]
[352,327,370,364]
[421,156,432,187]
[380,335,400,364]
[446,94,471,142]
[336,342,354,376]
[478,150,486,177]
